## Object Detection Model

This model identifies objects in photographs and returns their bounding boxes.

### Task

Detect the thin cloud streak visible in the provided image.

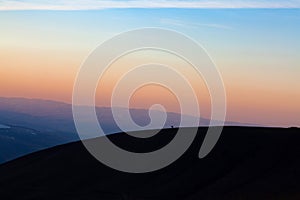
[1,0,300,10]
[160,18,233,30]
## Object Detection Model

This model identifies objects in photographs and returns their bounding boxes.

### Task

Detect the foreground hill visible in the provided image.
[0,127,299,199]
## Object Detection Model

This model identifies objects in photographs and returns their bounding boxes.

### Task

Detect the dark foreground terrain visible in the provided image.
[0,126,299,200]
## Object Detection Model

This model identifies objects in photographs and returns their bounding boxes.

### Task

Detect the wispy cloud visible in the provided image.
[160,18,233,30]
[0,0,300,10]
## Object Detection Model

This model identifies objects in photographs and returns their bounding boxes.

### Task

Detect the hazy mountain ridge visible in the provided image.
[0,97,254,164]
[0,125,69,163]
[0,97,251,129]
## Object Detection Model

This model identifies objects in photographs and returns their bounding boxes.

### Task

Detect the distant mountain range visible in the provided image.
[0,97,252,131]
[0,97,253,163]
[0,125,69,163]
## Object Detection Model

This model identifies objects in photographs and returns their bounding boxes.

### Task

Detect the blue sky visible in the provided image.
[1,0,300,10]
[0,5,299,126]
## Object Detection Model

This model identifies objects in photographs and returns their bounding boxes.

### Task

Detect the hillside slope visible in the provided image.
[0,127,299,199]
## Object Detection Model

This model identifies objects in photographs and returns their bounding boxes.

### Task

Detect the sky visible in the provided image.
[1,0,300,9]
[0,1,299,127]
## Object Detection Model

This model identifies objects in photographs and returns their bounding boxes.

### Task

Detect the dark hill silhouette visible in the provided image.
[0,126,299,199]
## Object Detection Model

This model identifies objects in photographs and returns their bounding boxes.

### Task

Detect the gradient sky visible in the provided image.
[0,2,299,126]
